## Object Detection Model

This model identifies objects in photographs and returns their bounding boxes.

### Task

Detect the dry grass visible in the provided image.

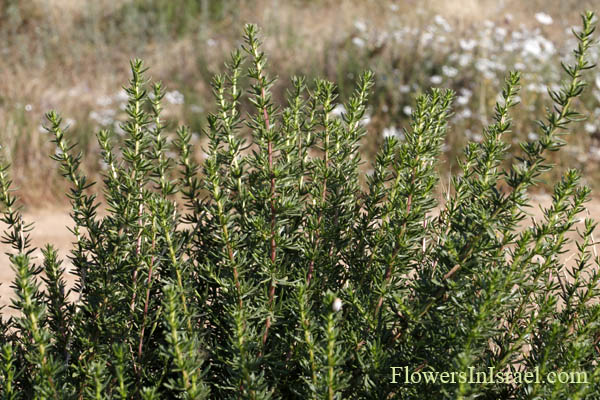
[0,0,598,206]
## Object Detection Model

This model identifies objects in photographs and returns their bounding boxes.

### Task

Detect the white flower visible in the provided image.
[522,35,555,60]
[479,36,494,51]
[382,126,401,138]
[590,146,600,160]
[330,104,346,118]
[528,132,539,141]
[442,65,458,78]
[456,95,470,106]
[475,58,496,76]
[389,3,399,12]
[24,104,32,112]
[585,122,596,133]
[359,113,371,127]
[459,88,472,98]
[403,105,412,116]
[421,31,434,46]
[523,39,542,58]
[96,95,112,107]
[376,32,389,46]
[535,12,553,25]
[457,109,472,119]
[433,15,445,26]
[392,30,404,42]
[354,20,367,33]
[190,104,203,113]
[495,27,507,39]
[512,31,523,41]
[332,298,342,312]
[352,37,366,48]
[114,122,126,136]
[165,90,184,105]
[503,41,518,52]
[89,111,114,126]
[399,84,411,93]
[114,89,129,102]
[433,15,452,32]
[526,82,547,93]
[458,54,472,67]
[430,75,443,85]
[465,130,479,141]
[459,39,477,51]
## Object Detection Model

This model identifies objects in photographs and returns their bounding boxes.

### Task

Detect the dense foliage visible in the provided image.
[1,13,599,399]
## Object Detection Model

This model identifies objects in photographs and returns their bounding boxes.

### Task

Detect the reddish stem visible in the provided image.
[137,231,157,361]
[307,138,329,287]
[130,201,144,313]
[374,172,415,319]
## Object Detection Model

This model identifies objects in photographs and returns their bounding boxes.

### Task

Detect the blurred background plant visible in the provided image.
[0,0,599,205]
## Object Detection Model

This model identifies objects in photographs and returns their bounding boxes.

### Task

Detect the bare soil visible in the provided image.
[0,208,76,317]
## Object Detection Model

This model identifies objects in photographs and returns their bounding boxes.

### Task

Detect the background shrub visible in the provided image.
[2,0,600,204]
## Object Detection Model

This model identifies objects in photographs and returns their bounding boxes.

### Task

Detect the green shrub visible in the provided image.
[1,13,600,399]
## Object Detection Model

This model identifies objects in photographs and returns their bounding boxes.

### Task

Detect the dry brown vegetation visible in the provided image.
[1,0,599,206]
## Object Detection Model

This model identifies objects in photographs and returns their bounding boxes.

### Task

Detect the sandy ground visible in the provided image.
[1,194,600,318]
[0,208,77,318]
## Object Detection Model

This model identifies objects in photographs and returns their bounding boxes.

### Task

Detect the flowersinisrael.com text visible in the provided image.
[391,366,589,385]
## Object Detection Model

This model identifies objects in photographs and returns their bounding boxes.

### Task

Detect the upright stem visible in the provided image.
[307,90,331,287]
[137,217,157,362]
[162,215,192,332]
[130,199,144,314]
[262,84,277,348]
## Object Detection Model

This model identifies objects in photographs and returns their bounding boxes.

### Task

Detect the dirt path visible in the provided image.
[1,194,600,318]
[0,209,76,317]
